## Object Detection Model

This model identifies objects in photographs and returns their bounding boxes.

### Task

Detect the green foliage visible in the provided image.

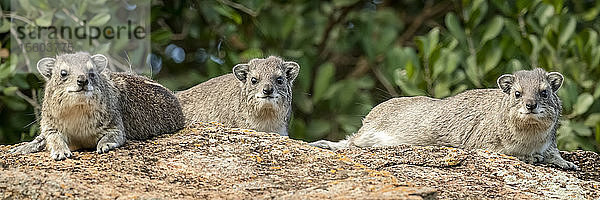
[0,0,599,152]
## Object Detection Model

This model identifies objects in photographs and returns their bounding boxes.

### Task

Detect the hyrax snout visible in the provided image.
[311,68,577,170]
[10,52,184,160]
[177,56,299,136]
[498,70,564,123]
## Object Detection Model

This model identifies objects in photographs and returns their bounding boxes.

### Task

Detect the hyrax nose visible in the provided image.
[262,85,274,95]
[526,102,537,110]
[77,75,89,87]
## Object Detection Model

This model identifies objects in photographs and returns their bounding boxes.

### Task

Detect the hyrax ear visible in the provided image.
[547,72,564,92]
[283,61,299,83]
[497,74,515,94]
[233,64,250,82]
[90,54,108,72]
[36,57,56,79]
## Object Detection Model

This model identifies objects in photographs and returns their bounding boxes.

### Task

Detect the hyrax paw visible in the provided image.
[50,149,72,161]
[517,155,537,164]
[555,160,578,170]
[96,142,119,154]
[309,141,332,150]
[9,140,44,154]
[533,154,544,163]
[9,144,35,154]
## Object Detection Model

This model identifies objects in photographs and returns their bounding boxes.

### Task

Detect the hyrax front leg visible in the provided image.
[46,131,72,161]
[96,127,126,154]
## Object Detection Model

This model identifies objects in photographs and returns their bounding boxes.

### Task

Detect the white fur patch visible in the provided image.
[353,130,399,147]
[254,92,280,99]
[144,80,166,89]
[370,131,399,147]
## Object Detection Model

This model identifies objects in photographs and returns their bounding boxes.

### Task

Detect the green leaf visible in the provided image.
[545,0,564,14]
[0,19,10,33]
[150,29,172,44]
[26,73,42,89]
[559,16,576,46]
[415,28,439,60]
[11,74,30,89]
[527,35,541,62]
[88,13,111,26]
[583,6,600,21]
[481,16,504,45]
[504,20,522,45]
[535,4,554,26]
[240,48,263,61]
[333,0,359,7]
[596,124,600,148]
[572,93,594,115]
[35,10,55,27]
[294,93,313,114]
[306,120,331,139]
[508,59,523,71]
[2,87,18,96]
[465,0,488,28]
[18,0,35,12]
[433,82,450,98]
[593,82,600,99]
[0,59,16,81]
[214,5,242,24]
[0,96,28,111]
[445,13,466,43]
[291,119,306,139]
[516,0,535,12]
[585,113,600,127]
[572,122,592,137]
[312,63,335,102]
[335,80,358,109]
[483,47,502,73]
[394,67,426,96]
[465,55,481,87]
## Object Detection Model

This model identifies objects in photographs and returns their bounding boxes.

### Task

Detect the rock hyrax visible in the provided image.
[311,68,577,170]
[10,52,185,160]
[176,56,299,136]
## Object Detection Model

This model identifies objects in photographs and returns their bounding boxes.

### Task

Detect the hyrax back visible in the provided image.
[311,68,576,170]
[177,56,299,136]
[10,52,184,160]
[111,73,185,140]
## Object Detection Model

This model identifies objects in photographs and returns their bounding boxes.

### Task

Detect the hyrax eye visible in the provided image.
[276,76,284,85]
[515,91,521,98]
[251,77,258,84]
[60,69,68,77]
[540,90,548,98]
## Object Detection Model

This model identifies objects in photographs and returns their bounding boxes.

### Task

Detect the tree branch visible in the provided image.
[217,0,258,17]
[317,2,362,59]
[396,0,454,46]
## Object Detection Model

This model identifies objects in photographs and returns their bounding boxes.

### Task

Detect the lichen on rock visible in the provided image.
[1,123,598,199]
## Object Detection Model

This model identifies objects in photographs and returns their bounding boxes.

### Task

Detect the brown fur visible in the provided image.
[310,68,577,170]
[10,52,184,160]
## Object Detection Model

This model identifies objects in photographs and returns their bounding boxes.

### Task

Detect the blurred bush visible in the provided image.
[0,0,598,152]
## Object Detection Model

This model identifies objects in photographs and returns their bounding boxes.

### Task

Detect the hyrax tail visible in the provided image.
[309,139,349,151]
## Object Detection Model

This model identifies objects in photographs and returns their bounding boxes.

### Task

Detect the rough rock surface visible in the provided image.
[1,123,598,199]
